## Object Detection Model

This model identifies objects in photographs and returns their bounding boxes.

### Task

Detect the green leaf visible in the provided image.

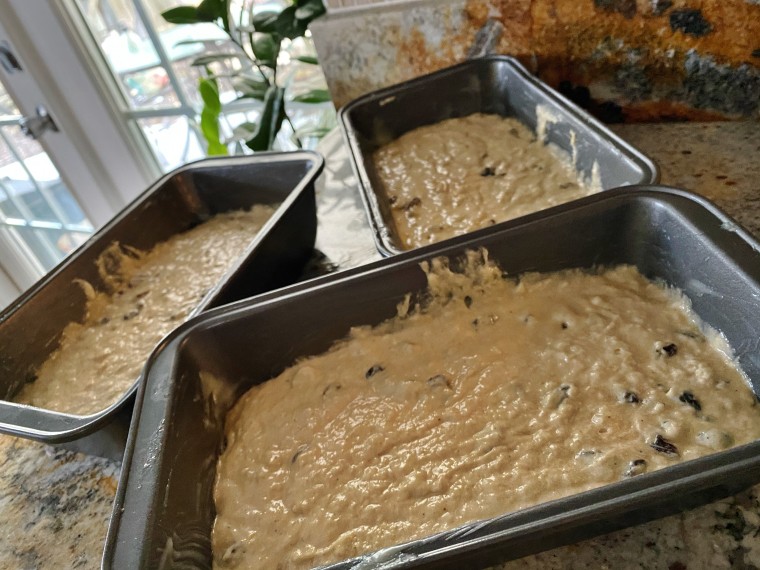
[197,0,222,18]
[198,0,227,24]
[199,72,239,79]
[294,0,325,22]
[294,55,318,65]
[205,136,228,155]
[201,125,227,154]
[251,10,281,33]
[190,52,239,66]
[291,88,331,103]
[172,38,207,47]
[232,121,258,140]
[279,5,307,38]
[207,140,228,155]
[195,0,229,31]
[234,76,269,90]
[233,76,269,100]
[250,32,280,67]
[198,77,227,155]
[161,6,203,24]
[197,0,229,30]
[254,5,306,40]
[291,125,330,147]
[245,86,286,151]
[296,126,332,138]
[199,77,222,113]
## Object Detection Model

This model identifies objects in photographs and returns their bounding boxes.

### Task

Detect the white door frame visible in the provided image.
[0,1,161,305]
[0,0,157,227]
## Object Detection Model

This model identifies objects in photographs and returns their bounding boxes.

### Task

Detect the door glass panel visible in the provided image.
[0,81,93,271]
[0,84,19,115]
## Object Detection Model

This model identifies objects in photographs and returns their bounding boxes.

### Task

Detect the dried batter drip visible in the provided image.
[16,205,276,416]
[212,252,760,569]
[373,113,598,248]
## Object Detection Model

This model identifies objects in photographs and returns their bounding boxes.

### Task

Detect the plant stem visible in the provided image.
[247,31,275,86]
[285,113,303,149]
[219,20,272,87]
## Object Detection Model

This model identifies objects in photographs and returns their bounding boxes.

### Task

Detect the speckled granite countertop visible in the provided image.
[0,436,117,569]
[612,122,760,238]
[1,122,758,570]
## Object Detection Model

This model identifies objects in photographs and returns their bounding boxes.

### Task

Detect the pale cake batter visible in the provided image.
[16,205,275,416]
[212,252,760,569]
[373,113,597,248]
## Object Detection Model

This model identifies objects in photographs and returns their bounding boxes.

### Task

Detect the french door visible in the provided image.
[0,44,92,304]
[0,3,154,307]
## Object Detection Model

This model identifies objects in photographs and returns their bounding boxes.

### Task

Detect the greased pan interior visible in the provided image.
[339,55,660,256]
[0,151,323,457]
[106,187,760,568]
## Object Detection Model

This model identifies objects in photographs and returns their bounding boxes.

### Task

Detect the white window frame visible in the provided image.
[0,0,162,304]
[54,0,333,167]
[61,0,212,170]
[0,0,158,224]
[0,0,332,302]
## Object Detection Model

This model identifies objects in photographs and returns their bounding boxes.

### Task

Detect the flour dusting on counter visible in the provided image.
[16,205,275,416]
[212,251,760,569]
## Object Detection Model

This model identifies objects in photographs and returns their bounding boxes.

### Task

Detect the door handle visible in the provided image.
[19,105,58,140]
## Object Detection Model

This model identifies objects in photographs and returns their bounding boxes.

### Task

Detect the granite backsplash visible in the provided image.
[311,0,760,122]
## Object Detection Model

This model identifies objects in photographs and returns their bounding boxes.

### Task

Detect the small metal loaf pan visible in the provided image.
[339,55,660,256]
[0,151,323,459]
[107,187,760,569]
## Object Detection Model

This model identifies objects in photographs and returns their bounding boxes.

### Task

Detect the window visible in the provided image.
[0,81,94,272]
[0,1,333,307]
[69,0,335,172]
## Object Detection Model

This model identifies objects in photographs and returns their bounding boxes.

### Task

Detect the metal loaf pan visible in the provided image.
[0,151,323,459]
[105,186,760,569]
[339,55,660,256]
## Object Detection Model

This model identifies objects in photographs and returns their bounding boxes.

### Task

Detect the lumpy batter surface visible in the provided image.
[16,205,275,416]
[213,253,760,570]
[373,113,597,248]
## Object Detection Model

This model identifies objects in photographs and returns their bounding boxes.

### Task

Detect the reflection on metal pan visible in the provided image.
[108,187,760,569]
[0,151,323,458]
[339,55,659,256]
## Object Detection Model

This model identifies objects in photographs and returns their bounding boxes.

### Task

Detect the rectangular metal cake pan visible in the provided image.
[339,55,660,256]
[106,186,760,569]
[0,151,323,459]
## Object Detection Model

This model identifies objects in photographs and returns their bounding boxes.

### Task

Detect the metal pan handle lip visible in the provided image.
[0,397,124,442]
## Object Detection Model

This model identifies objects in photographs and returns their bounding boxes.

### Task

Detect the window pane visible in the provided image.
[78,0,253,109]
[0,125,93,269]
[72,0,336,170]
[0,127,88,226]
[137,115,205,171]
[76,0,184,110]
[0,82,19,116]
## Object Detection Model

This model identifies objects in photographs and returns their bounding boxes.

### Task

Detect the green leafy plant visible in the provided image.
[162,0,330,154]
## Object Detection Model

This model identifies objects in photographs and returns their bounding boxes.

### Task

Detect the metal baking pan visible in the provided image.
[105,186,760,569]
[339,55,660,256]
[0,151,323,459]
